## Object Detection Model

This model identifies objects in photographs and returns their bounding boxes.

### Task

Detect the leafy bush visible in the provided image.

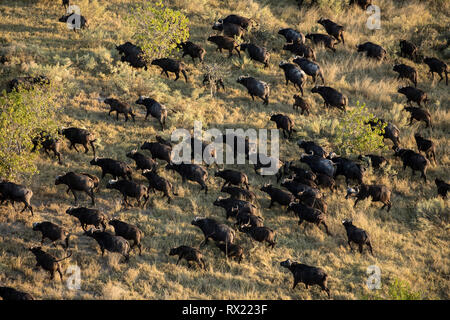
[363,278,422,300]
[334,102,387,155]
[126,1,190,62]
[387,279,422,300]
[0,86,58,180]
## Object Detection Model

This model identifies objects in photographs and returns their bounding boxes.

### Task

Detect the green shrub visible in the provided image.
[126,1,190,62]
[362,278,422,300]
[387,279,422,300]
[0,86,58,180]
[333,102,387,156]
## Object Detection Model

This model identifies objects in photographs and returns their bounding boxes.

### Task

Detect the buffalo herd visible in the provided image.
[0,0,448,300]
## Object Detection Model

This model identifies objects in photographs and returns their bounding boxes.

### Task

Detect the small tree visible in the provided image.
[387,279,422,300]
[201,60,231,97]
[126,1,190,62]
[0,86,58,180]
[334,102,387,155]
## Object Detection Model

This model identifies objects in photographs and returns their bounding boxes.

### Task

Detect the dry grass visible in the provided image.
[0,0,449,300]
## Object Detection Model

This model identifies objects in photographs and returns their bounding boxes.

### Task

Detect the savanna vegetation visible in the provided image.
[0,0,448,300]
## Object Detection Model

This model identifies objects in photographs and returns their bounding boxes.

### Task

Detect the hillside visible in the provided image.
[0,0,449,300]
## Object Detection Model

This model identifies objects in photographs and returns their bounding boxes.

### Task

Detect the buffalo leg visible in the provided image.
[57,267,63,281]
[367,241,374,256]
[235,48,241,58]
[321,221,331,236]
[88,189,95,205]
[71,189,78,203]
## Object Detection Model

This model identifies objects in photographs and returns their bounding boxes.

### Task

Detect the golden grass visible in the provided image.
[0,0,449,300]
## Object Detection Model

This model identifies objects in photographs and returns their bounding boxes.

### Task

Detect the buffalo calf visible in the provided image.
[293,95,311,115]
[169,246,206,270]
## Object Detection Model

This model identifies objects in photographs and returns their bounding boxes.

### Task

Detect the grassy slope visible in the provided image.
[0,0,449,300]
